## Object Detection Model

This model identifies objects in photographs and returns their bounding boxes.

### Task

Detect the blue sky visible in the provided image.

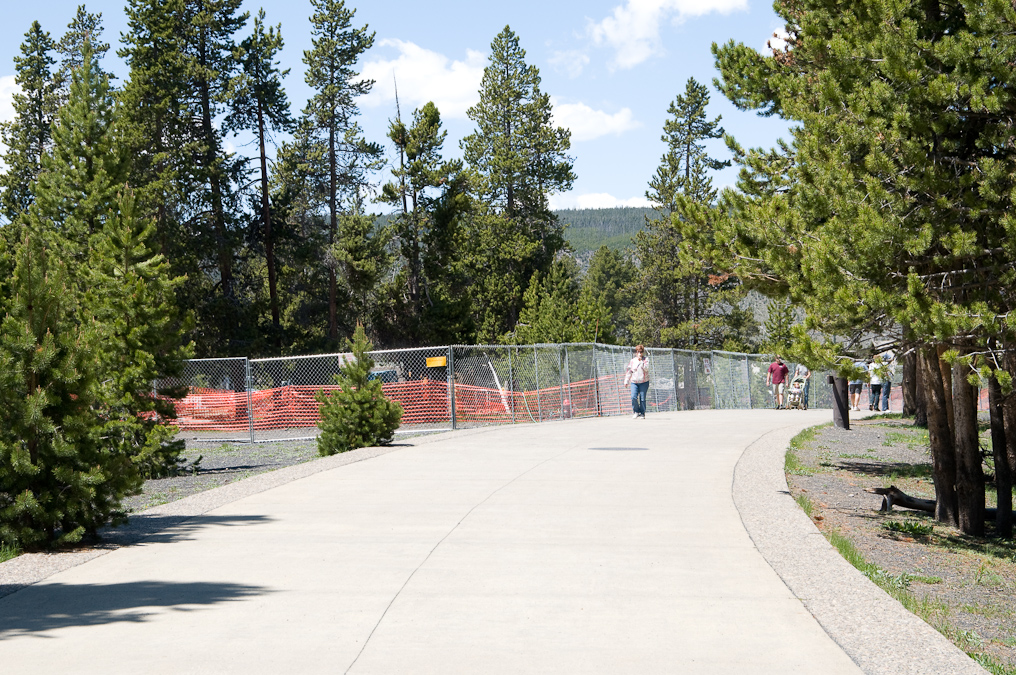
[0,0,792,210]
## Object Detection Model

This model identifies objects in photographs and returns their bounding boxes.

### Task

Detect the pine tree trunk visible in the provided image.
[939,344,954,432]
[257,98,280,351]
[328,118,338,342]
[953,358,985,536]
[902,349,924,423]
[919,345,958,525]
[988,367,1012,537]
[198,36,232,300]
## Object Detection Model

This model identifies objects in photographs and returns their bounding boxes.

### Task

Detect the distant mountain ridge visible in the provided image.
[554,206,662,255]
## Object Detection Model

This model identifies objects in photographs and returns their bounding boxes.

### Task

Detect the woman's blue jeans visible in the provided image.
[631,381,649,415]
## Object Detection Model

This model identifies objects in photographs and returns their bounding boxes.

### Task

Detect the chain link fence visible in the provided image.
[159,344,902,442]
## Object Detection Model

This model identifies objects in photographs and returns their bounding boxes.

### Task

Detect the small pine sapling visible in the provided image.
[315,325,402,455]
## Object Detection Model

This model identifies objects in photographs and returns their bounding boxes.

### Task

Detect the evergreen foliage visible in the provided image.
[0,236,132,548]
[379,102,473,345]
[27,43,124,268]
[632,78,756,351]
[513,257,613,344]
[316,325,402,455]
[707,0,1016,534]
[763,299,794,355]
[582,246,637,343]
[461,26,575,341]
[302,0,381,344]
[227,9,293,349]
[83,188,192,478]
[0,22,60,224]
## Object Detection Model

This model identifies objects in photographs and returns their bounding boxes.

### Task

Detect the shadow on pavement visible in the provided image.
[105,514,274,547]
[0,580,268,638]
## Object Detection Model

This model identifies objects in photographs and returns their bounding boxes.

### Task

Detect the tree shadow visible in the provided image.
[833,460,933,479]
[0,579,268,638]
[103,514,274,547]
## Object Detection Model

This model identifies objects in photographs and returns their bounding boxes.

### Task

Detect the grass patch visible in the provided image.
[796,493,815,518]
[825,530,948,627]
[971,653,1016,675]
[0,541,21,563]
[825,528,1016,671]
[883,519,934,537]
[838,451,888,461]
[789,424,826,452]
[785,449,813,476]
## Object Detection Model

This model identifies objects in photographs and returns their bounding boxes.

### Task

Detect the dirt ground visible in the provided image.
[786,417,1016,673]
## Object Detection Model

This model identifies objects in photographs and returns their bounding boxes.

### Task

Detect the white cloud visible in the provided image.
[360,40,485,119]
[588,0,749,70]
[549,49,590,78]
[552,99,640,142]
[550,192,652,209]
[764,26,791,55]
[0,75,18,168]
[0,75,17,125]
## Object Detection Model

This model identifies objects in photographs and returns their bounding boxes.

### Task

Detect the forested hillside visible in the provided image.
[554,207,660,254]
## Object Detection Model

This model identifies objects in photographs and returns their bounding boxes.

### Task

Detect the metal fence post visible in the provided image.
[672,349,679,411]
[448,345,457,430]
[745,355,753,409]
[563,344,571,419]
[593,343,601,416]
[534,345,542,422]
[245,357,254,443]
[508,346,516,424]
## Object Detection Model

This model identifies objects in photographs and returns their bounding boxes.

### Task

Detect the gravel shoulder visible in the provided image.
[123,437,322,513]
[786,417,1016,673]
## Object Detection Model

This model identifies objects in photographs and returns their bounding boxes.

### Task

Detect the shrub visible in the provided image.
[315,325,402,455]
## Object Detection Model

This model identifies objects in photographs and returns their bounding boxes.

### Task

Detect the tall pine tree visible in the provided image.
[0,22,60,224]
[461,26,575,340]
[301,0,380,344]
[632,78,753,350]
[226,9,293,350]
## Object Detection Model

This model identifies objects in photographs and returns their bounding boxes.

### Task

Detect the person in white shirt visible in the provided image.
[879,351,896,411]
[868,356,884,411]
[794,362,812,409]
[625,345,650,419]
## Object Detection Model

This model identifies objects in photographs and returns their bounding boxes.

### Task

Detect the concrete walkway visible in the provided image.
[0,411,983,673]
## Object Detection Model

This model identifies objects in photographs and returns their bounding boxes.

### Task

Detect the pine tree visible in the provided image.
[647,78,729,214]
[302,0,380,344]
[118,0,192,255]
[315,324,402,455]
[581,245,636,343]
[83,188,192,478]
[26,43,125,270]
[380,101,470,344]
[226,9,293,349]
[0,22,60,224]
[513,257,613,344]
[707,0,1016,534]
[0,236,135,549]
[633,77,752,350]
[186,0,248,306]
[57,5,112,89]
[332,212,392,328]
[763,299,794,355]
[461,26,575,340]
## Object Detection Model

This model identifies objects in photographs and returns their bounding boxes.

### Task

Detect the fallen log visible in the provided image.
[866,486,935,513]
[866,485,999,518]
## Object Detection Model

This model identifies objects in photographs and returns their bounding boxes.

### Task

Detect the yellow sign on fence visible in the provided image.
[426,356,447,368]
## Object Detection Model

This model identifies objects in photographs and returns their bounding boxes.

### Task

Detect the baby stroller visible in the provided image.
[786,375,807,410]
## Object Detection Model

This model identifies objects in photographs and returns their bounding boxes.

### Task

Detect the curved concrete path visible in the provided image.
[0,410,983,673]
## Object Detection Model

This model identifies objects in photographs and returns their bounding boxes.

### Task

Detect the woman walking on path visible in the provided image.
[625,345,650,419]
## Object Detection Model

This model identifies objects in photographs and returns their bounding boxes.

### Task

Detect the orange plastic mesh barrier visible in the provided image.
[165,374,692,435]
[168,379,452,432]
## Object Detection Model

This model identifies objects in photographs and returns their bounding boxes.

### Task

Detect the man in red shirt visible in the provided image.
[766,357,790,409]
